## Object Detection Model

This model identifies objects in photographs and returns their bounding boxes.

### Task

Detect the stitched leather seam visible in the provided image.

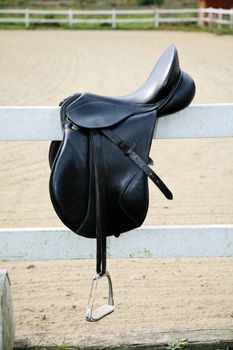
[119,168,148,226]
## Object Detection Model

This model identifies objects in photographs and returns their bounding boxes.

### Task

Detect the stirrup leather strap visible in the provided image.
[90,130,107,275]
[101,128,173,200]
[86,130,114,322]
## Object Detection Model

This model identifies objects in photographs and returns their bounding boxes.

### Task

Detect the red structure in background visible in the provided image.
[199,0,233,8]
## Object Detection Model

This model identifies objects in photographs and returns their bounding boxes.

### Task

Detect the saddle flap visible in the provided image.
[66,93,152,129]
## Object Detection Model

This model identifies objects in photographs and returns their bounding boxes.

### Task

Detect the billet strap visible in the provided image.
[101,128,173,200]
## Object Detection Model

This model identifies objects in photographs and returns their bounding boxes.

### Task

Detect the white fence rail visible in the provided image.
[0,104,233,140]
[0,7,232,28]
[1,225,233,260]
[0,103,233,260]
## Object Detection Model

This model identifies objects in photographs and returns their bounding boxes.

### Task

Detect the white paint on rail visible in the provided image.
[0,225,233,260]
[0,104,232,140]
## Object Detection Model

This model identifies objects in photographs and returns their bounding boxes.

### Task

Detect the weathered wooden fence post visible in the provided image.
[208,7,213,27]
[198,7,204,26]
[0,270,15,350]
[154,9,159,28]
[25,8,29,28]
[112,8,116,29]
[230,8,233,29]
[218,8,223,28]
[68,9,73,27]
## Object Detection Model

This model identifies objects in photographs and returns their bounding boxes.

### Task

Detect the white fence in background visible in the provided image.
[0,103,233,260]
[0,7,232,28]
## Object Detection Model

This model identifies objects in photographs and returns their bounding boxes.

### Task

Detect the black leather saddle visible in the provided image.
[49,45,195,321]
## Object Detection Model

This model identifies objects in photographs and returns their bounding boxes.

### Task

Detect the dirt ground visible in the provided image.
[2,257,233,347]
[0,30,233,347]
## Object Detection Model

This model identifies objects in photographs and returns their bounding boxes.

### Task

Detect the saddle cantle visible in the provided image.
[49,45,195,321]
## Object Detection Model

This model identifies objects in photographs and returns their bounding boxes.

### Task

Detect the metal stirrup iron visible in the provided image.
[86,271,114,322]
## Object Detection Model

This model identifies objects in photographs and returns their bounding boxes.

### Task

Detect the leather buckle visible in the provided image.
[118,141,129,154]
[118,141,136,156]
[85,271,114,322]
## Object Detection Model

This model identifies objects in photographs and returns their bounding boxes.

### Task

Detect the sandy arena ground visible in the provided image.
[0,30,233,346]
